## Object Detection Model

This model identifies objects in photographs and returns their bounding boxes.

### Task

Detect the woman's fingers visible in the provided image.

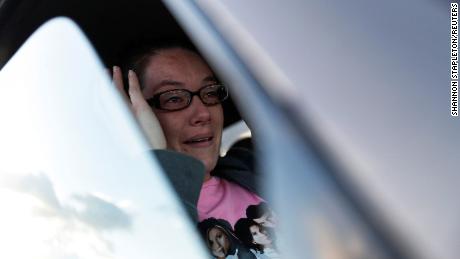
[112,66,130,104]
[112,66,124,91]
[110,67,167,149]
[127,70,146,110]
[128,70,167,149]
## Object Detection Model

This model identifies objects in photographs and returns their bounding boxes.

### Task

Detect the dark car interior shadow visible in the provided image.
[0,0,241,126]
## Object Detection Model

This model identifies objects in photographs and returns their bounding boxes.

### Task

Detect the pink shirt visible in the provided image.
[197,176,263,227]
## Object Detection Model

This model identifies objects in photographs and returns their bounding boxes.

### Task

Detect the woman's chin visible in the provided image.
[191,154,218,174]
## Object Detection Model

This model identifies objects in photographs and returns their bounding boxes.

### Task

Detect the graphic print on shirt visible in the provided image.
[198,202,280,259]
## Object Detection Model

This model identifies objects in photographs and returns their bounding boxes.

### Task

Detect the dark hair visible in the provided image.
[120,39,199,88]
[246,202,269,220]
[234,218,265,252]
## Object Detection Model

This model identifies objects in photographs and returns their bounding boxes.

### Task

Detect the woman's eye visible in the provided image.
[166,96,183,103]
[206,91,218,97]
[204,88,220,98]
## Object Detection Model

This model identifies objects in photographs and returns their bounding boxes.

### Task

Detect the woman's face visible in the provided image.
[208,227,229,258]
[250,225,272,246]
[142,48,224,178]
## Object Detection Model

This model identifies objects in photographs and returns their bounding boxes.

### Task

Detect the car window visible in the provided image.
[0,17,207,259]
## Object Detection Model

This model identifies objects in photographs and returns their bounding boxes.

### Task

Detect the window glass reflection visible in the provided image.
[0,18,206,259]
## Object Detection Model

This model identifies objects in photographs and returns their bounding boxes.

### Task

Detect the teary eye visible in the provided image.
[165,96,183,103]
[206,90,218,97]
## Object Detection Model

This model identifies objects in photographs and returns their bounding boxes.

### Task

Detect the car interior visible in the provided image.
[1,1,455,259]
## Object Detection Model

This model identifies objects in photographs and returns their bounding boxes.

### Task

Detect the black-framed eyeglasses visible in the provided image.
[147,84,229,111]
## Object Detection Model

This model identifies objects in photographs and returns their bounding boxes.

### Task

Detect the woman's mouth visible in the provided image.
[184,136,213,147]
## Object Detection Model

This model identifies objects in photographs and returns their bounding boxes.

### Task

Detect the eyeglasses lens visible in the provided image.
[158,90,190,111]
[156,85,228,111]
[200,85,225,105]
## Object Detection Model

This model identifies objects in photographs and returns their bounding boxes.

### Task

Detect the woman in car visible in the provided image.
[113,41,265,227]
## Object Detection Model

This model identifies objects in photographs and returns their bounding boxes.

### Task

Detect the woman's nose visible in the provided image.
[189,95,211,125]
